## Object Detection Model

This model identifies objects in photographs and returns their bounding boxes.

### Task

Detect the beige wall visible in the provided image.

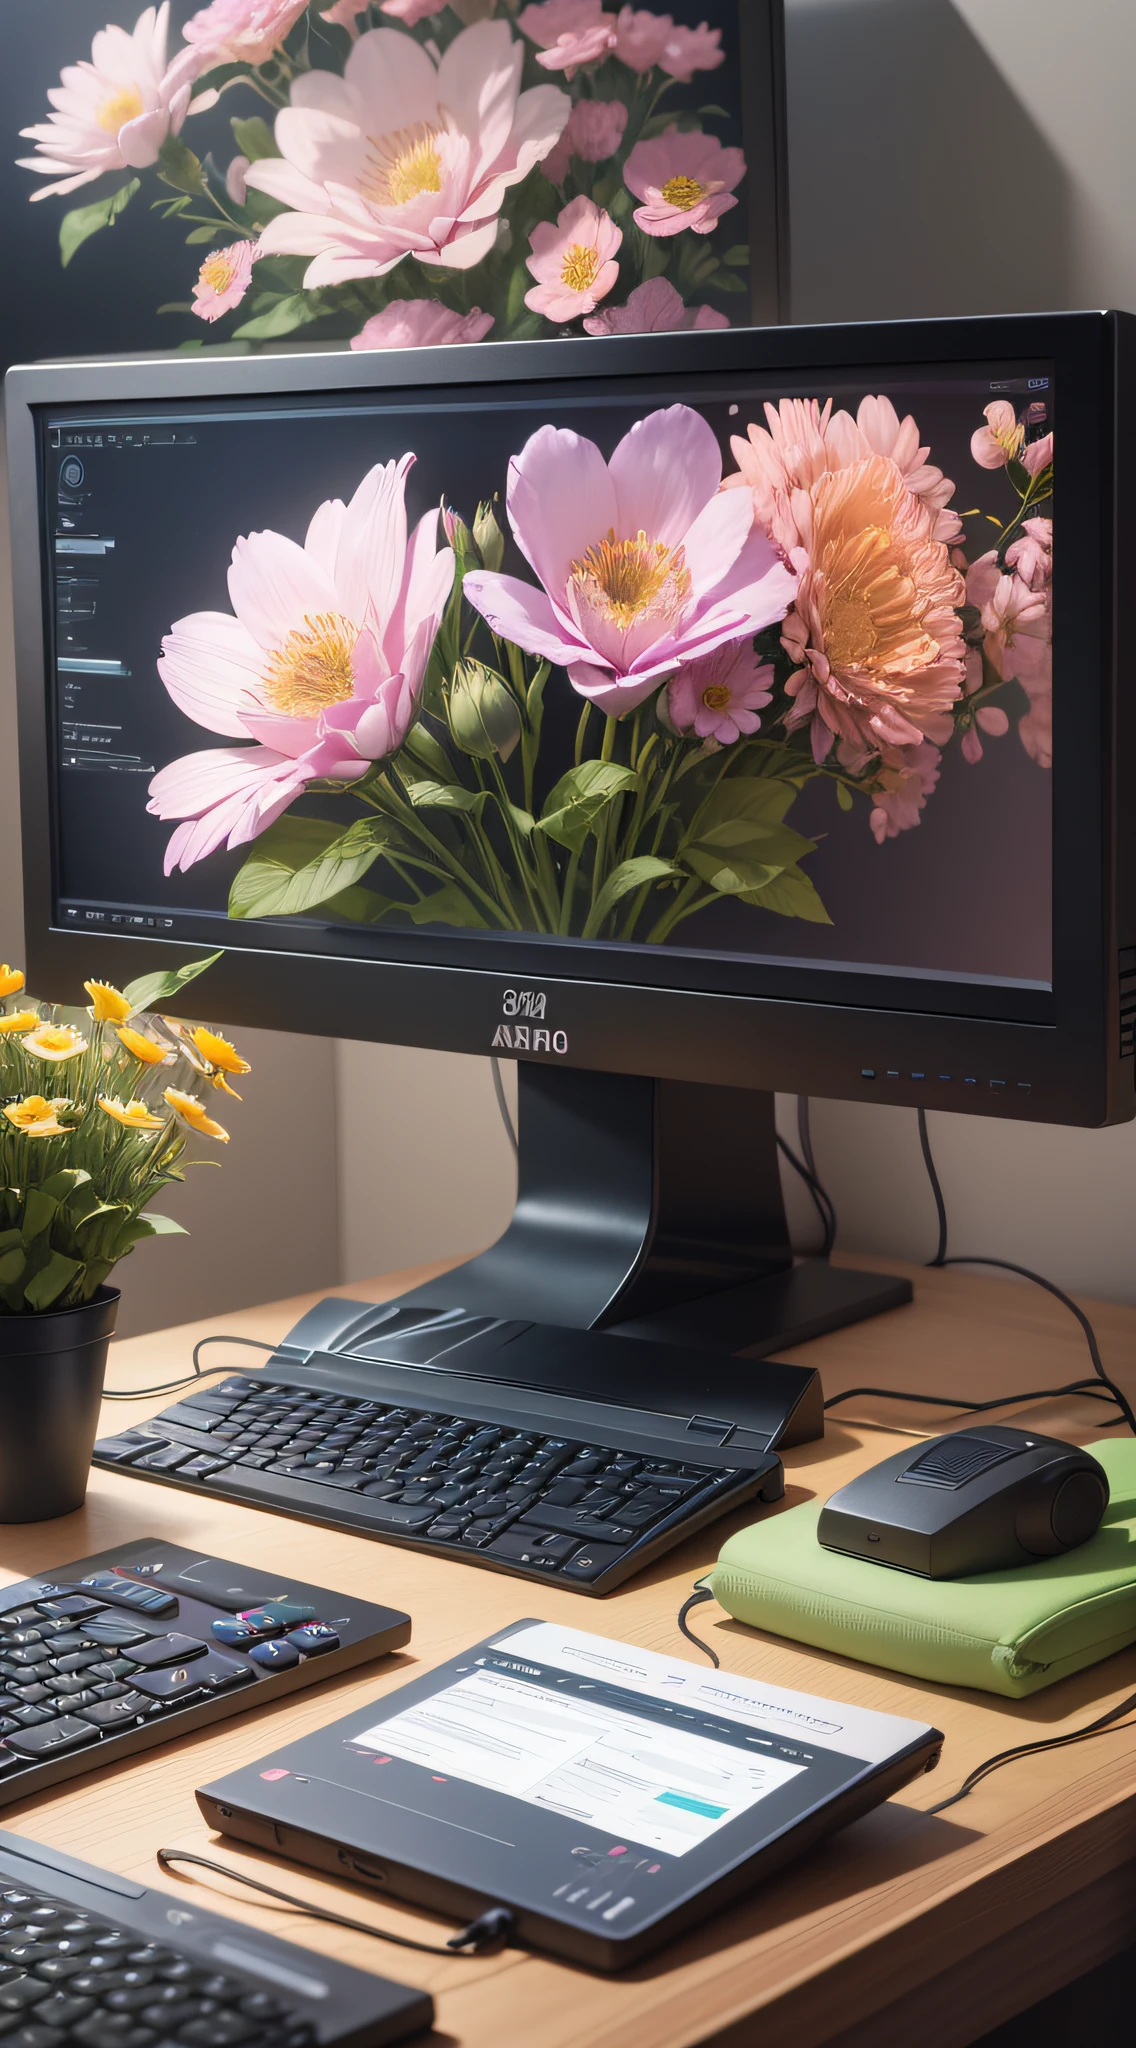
[333,0,1136,1309]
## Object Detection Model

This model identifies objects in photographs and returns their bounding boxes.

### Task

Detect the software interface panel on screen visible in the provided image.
[42,364,1053,1003]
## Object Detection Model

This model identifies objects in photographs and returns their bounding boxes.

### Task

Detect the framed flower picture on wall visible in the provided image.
[0,0,787,368]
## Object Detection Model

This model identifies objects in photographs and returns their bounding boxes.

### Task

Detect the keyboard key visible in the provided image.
[177,1457,230,1480]
[248,1640,299,1672]
[285,1624,339,1655]
[81,1621,150,1652]
[132,1445,194,1473]
[3,1717,101,1759]
[239,1602,316,1630]
[522,1506,636,1545]
[488,1530,578,1567]
[91,1436,155,1466]
[78,1579,178,1619]
[559,1543,628,1582]
[130,1653,255,1701]
[210,1621,260,1650]
[126,1635,208,1671]
[0,1977,50,2009]
[357,1500,437,1530]
[76,1694,150,1730]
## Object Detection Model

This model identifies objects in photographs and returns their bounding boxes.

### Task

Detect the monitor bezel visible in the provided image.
[7,313,1129,1129]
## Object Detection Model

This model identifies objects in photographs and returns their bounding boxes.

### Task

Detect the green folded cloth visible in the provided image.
[709,1438,1136,1697]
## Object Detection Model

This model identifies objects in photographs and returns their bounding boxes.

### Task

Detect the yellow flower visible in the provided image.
[0,1010,40,1037]
[21,1023,88,1063]
[163,1088,229,1143]
[3,1095,72,1137]
[85,980,133,1024]
[98,1096,166,1132]
[0,968,24,1000]
[117,1025,173,1067]
[188,1025,250,1100]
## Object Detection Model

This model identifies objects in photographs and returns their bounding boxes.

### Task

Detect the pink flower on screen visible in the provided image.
[725,393,961,549]
[462,403,798,716]
[525,195,621,320]
[960,705,1010,765]
[624,128,744,237]
[183,0,307,67]
[1005,516,1052,589]
[1020,432,1053,476]
[17,4,199,200]
[225,153,250,203]
[781,455,966,765]
[977,569,1049,687]
[541,96,627,183]
[869,743,941,843]
[667,642,773,745]
[351,300,494,348]
[245,22,569,282]
[657,20,723,80]
[378,0,442,20]
[612,6,671,70]
[148,457,454,872]
[583,275,727,335]
[322,0,366,27]
[518,0,617,75]
[191,239,256,322]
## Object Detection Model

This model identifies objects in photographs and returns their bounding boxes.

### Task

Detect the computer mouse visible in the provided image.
[817,1425,1109,1578]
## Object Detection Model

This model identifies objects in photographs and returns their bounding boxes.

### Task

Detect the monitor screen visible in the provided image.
[40,358,1054,1020]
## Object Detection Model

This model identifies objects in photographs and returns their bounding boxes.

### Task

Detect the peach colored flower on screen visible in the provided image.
[726,393,961,548]
[624,128,744,237]
[782,454,966,765]
[976,569,1048,687]
[869,742,941,843]
[192,239,256,322]
[525,194,621,321]
[246,22,570,282]
[541,96,627,183]
[183,0,307,67]
[148,457,454,872]
[519,0,617,76]
[462,403,797,716]
[658,20,723,80]
[583,275,727,335]
[351,300,494,348]
[17,4,199,200]
[667,642,773,745]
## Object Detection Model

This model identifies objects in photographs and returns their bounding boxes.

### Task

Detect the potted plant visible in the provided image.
[0,950,249,1522]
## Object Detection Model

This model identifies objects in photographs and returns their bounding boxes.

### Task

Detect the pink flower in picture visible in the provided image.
[583,275,727,334]
[225,153,250,203]
[868,742,941,843]
[668,642,773,745]
[462,404,798,716]
[246,22,570,283]
[17,4,199,200]
[183,0,307,67]
[541,97,627,183]
[322,0,366,27]
[657,20,723,80]
[149,456,454,872]
[1005,515,1052,589]
[971,399,1052,476]
[519,0,617,76]
[726,393,961,547]
[351,300,494,348]
[782,454,966,764]
[959,704,1010,765]
[976,568,1049,686]
[191,239,256,322]
[624,129,745,237]
[378,0,441,21]
[525,195,621,321]
[1020,432,1053,476]
[612,6,672,70]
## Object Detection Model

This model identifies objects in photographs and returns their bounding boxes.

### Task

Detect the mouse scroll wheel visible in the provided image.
[1049,1470,1107,1548]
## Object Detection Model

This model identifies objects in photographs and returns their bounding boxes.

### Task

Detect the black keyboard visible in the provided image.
[0,1828,431,2046]
[94,1376,784,1594]
[0,1543,409,1807]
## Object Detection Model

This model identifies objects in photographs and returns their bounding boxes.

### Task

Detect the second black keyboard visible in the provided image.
[95,1374,784,1594]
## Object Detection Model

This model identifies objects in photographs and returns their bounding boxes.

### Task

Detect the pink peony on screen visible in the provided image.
[46,360,1053,997]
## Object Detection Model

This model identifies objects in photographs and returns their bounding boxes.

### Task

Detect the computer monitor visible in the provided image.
[7,313,1132,1360]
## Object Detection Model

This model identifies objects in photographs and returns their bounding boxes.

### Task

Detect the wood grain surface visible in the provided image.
[1,1251,1134,2048]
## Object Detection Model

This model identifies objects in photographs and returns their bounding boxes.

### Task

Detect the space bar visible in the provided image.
[354,1497,437,1530]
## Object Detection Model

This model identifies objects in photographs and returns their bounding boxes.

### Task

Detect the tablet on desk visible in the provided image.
[197,1621,944,1970]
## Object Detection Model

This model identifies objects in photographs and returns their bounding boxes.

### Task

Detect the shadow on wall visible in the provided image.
[786,0,1074,321]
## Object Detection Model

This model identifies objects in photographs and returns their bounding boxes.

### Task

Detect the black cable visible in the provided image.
[914,1111,1136,1437]
[104,1334,282,1401]
[489,1056,518,1156]
[917,1106,948,1266]
[777,1133,836,1256]
[923,1685,1136,1816]
[677,1583,719,1667]
[155,1849,513,1956]
[824,1379,1124,1419]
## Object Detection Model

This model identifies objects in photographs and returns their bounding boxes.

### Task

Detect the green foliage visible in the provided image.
[123,952,222,1015]
[537,761,639,853]
[230,115,279,162]
[156,137,206,196]
[228,815,388,919]
[59,180,139,268]
[232,293,322,340]
[448,661,522,761]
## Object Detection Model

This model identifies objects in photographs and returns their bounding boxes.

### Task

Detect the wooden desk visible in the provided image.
[2,1255,1136,2048]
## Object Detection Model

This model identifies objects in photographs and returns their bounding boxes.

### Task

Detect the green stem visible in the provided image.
[574,701,593,767]
[645,876,705,944]
[371,778,514,928]
[600,714,617,763]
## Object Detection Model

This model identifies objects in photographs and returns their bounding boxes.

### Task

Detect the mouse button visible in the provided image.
[899,1434,1019,1490]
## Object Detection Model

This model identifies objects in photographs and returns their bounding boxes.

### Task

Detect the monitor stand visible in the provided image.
[391,1063,912,1356]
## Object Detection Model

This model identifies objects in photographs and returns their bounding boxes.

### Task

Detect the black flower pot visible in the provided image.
[0,1287,119,1522]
